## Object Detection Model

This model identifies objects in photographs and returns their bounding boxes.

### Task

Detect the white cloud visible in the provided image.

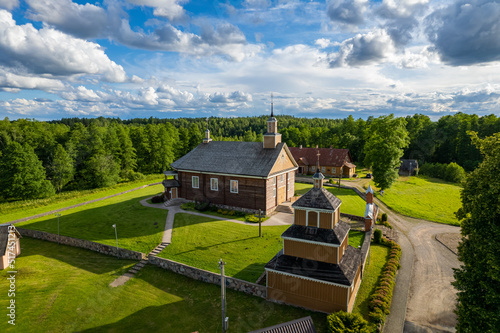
[327,0,368,28]
[0,0,18,10]
[329,29,396,67]
[127,0,186,22]
[0,10,126,82]
[0,69,65,91]
[26,0,107,39]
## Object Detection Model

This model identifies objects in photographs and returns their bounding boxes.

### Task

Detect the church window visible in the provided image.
[210,178,218,191]
[192,176,199,189]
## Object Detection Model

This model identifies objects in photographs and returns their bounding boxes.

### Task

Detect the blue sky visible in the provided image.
[0,0,499,120]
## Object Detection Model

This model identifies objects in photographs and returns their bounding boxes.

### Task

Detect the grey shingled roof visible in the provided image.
[265,245,361,286]
[292,187,341,211]
[171,141,296,177]
[0,225,21,257]
[281,221,350,245]
[162,179,180,188]
[249,316,317,333]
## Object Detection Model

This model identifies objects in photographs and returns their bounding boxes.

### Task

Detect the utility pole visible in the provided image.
[55,213,61,245]
[112,224,119,259]
[218,259,228,333]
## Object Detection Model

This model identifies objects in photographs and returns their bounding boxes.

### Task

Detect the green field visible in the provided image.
[15,184,167,254]
[353,244,390,322]
[0,174,163,223]
[371,176,462,225]
[0,238,327,332]
[158,213,288,282]
[295,182,366,216]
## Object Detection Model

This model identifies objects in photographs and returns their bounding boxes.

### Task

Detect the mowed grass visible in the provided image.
[0,238,327,332]
[348,230,366,248]
[0,174,163,223]
[158,213,288,282]
[295,182,366,216]
[353,244,390,321]
[15,185,167,254]
[371,176,461,225]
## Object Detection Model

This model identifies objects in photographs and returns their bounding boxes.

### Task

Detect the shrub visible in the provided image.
[419,162,466,183]
[151,195,164,203]
[327,311,370,333]
[352,173,358,178]
[126,170,145,181]
[329,178,335,184]
[381,213,388,222]
[245,215,259,223]
[181,202,195,210]
[368,237,402,326]
[194,199,210,211]
[373,229,382,243]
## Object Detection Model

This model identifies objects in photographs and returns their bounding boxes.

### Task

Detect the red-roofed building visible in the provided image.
[289,146,356,178]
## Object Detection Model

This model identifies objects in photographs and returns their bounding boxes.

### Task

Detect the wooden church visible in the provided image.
[265,157,363,313]
[163,105,298,215]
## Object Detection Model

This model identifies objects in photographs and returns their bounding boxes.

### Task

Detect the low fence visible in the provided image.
[17,228,145,260]
[148,255,267,298]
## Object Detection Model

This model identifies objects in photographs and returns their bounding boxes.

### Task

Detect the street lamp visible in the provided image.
[55,213,61,245]
[112,224,119,259]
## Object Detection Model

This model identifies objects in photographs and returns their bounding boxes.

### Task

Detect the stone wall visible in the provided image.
[340,212,365,222]
[17,228,145,260]
[148,255,267,298]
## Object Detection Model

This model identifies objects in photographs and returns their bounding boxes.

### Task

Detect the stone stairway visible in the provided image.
[276,202,294,214]
[110,242,169,287]
[163,198,188,207]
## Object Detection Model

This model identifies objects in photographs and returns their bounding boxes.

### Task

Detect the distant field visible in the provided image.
[0,174,163,223]
[0,238,326,333]
[295,182,366,216]
[15,184,166,254]
[158,213,287,282]
[371,176,462,225]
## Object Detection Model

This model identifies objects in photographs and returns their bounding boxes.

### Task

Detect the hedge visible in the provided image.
[368,237,402,329]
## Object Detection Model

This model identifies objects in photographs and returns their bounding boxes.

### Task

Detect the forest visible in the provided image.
[0,112,499,201]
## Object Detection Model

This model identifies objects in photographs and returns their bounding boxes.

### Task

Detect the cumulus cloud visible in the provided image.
[128,0,186,22]
[0,10,126,82]
[426,0,500,65]
[327,0,368,28]
[0,0,18,10]
[209,91,252,104]
[329,29,395,67]
[0,69,66,92]
[26,0,107,39]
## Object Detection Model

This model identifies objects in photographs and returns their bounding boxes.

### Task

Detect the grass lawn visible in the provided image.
[371,176,461,225]
[295,182,366,216]
[0,174,163,223]
[348,230,366,248]
[158,213,288,282]
[353,244,390,322]
[15,184,167,254]
[0,238,326,332]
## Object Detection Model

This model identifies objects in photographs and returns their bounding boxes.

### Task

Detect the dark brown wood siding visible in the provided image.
[267,271,348,313]
[283,239,339,264]
[178,171,267,211]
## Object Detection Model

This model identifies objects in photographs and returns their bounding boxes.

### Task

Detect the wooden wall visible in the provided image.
[267,271,348,313]
[295,209,306,226]
[347,264,362,312]
[284,239,339,264]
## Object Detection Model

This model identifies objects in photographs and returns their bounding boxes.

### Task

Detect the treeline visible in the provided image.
[1,113,499,201]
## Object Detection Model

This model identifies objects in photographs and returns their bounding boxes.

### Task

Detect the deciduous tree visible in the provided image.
[453,132,500,333]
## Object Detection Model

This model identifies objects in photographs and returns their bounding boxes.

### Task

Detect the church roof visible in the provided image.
[292,187,341,211]
[281,222,350,245]
[265,246,362,286]
[289,147,355,168]
[249,316,316,333]
[171,141,297,178]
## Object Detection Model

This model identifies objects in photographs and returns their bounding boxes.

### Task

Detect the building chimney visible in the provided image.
[366,185,374,204]
[299,145,302,149]
[312,148,324,189]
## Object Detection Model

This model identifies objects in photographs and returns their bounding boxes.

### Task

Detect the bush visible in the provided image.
[151,195,164,203]
[245,215,259,223]
[419,162,466,183]
[373,229,382,243]
[381,213,387,222]
[327,311,370,333]
[368,237,402,326]
[194,199,211,211]
[181,202,195,210]
[352,173,358,178]
[126,170,145,181]
[329,178,335,184]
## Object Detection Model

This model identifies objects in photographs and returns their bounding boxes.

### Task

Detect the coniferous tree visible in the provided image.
[453,132,500,333]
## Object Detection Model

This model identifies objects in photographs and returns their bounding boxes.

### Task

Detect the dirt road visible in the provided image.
[341,180,461,333]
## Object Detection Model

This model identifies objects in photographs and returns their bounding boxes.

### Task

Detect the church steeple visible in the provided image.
[203,117,212,144]
[263,93,282,149]
[313,146,325,189]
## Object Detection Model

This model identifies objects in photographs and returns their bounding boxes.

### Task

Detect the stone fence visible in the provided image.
[148,255,267,298]
[340,212,365,222]
[17,228,145,260]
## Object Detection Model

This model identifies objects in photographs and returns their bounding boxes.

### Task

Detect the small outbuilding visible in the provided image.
[0,224,21,270]
[399,159,418,176]
[289,146,356,178]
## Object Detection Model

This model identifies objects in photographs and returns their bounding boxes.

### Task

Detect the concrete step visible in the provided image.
[128,268,139,274]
